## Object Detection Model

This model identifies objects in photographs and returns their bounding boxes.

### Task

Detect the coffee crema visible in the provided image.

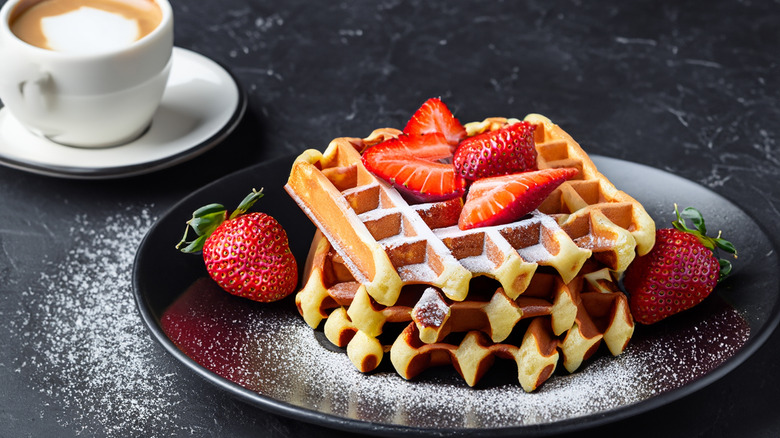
[9,0,162,52]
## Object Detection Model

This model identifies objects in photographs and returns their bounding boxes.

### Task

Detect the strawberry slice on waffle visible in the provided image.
[403,97,467,149]
[454,121,538,180]
[459,167,578,230]
[362,133,466,203]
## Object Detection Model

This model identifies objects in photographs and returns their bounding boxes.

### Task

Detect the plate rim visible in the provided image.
[133,153,780,437]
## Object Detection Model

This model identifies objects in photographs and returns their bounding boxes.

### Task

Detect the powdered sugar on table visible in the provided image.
[7,209,239,436]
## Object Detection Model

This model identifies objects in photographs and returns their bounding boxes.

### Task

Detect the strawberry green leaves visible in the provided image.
[176,188,265,253]
[671,204,737,280]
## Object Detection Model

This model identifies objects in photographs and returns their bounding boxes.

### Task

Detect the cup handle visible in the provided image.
[18,71,53,117]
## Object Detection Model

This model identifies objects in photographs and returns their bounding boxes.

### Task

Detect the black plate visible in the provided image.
[133,154,780,437]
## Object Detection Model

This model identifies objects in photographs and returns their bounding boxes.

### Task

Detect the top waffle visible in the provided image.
[286,125,593,310]
[286,114,654,307]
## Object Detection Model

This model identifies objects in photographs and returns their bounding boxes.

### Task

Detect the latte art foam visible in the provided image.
[9,0,162,53]
[43,7,139,53]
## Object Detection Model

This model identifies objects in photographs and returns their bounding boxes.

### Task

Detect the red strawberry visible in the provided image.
[176,189,298,302]
[623,206,737,325]
[362,133,466,203]
[403,97,467,148]
[453,122,538,180]
[458,167,578,230]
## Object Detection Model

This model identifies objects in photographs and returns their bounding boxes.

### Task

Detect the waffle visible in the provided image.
[297,230,633,391]
[285,114,651,390]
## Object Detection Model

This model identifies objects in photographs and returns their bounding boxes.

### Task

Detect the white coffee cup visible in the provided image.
[0,0,173,148]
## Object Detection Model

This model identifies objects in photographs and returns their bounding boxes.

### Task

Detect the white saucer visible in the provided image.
[0,47,246,179]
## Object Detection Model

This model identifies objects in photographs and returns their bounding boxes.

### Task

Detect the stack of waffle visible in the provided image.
[285,115,655,391]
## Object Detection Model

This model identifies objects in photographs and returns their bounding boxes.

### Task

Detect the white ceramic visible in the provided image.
[0,0,174,147]
[0,47,246,179]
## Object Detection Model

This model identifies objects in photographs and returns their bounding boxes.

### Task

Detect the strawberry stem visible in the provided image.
[230,188,265,220]
[176,188,264,253]
[671,204,737,281]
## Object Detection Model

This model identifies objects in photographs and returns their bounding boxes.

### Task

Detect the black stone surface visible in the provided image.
[1,0,779,437]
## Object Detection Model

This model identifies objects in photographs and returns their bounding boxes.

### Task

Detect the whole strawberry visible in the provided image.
[453,121,537,180]
[623,205,736,325]
[176,189,298,302]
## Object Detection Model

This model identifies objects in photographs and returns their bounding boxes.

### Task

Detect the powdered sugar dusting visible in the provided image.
[238,309,652,427]
[164,277,750,430]
[7,208,228,436]
[516,243,553,263]
[412,287,449,328]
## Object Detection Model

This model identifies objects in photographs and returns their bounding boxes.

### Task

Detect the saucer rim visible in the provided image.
[0,47,247,180]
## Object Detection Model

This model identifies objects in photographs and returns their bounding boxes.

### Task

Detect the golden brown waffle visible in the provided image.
[286,114,650,391]
[297,230,634,391]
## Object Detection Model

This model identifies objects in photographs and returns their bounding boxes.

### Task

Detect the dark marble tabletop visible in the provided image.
[1,0,779,437]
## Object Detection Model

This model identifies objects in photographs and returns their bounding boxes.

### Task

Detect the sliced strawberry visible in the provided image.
[458,168,578,230]
[403,98,467,149]
[453,122,537,180]
[362,133,466,203]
